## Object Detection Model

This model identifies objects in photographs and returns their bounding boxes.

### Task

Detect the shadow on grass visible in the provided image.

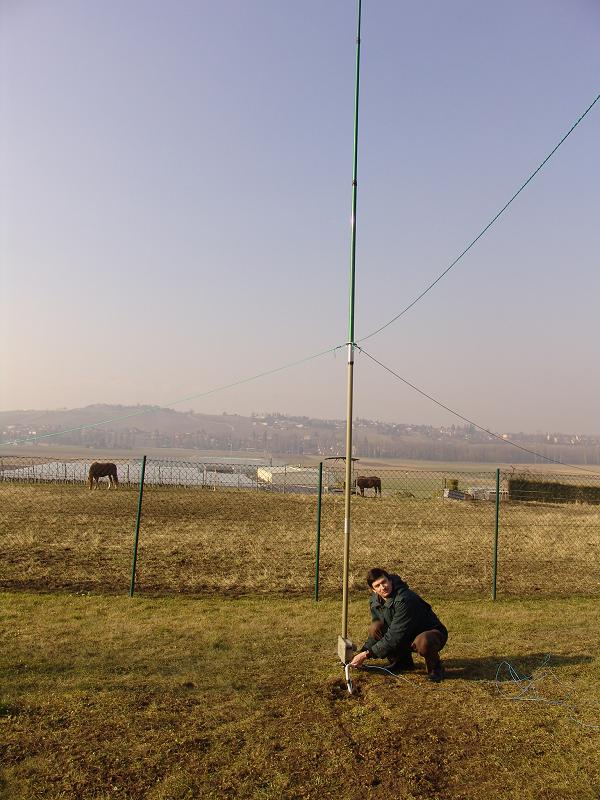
[443,652,593,681]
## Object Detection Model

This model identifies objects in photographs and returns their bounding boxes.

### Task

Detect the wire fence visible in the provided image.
[1,456,599,599]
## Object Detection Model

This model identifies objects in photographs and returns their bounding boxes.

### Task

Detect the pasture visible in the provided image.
[1,484,599,797]
[1,592,599,799]
[1,483,600,598]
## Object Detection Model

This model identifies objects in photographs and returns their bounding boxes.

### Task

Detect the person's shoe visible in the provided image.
[387,658,416,674]
[428,663,445,683]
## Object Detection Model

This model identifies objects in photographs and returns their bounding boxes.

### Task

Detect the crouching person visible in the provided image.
[349,567,448,682]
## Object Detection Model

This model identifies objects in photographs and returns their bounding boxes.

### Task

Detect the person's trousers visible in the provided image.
[369,620,448,672]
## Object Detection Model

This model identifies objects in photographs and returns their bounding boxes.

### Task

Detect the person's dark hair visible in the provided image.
[366,567,390,588]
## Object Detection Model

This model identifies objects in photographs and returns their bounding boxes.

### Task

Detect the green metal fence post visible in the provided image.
[491,467,500,600]
[315,462,323,601]
[129,455,147,598]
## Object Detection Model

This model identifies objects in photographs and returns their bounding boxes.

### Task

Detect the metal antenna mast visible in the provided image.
[338,0,362,664]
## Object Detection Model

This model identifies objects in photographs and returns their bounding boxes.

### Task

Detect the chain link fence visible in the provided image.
[1,456,599,598]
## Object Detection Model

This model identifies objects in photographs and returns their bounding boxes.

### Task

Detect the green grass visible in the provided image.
[1,592,599,799]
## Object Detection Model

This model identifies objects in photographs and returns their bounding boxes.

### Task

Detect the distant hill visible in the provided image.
[1,405,600,465]
[0,405,251,435]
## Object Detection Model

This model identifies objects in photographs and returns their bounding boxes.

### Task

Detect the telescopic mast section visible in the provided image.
[339,0,362,662]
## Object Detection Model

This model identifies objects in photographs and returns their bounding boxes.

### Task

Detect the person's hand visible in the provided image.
[349,651,369,668]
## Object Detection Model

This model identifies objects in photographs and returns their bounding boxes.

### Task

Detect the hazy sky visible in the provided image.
[1,1,599,434]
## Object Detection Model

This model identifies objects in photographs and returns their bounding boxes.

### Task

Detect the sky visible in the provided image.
[1,1,599,435]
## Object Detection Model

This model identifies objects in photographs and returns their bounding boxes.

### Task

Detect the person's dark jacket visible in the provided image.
[362,574,444,659]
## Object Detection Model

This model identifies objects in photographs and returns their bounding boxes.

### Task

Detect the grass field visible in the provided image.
[1,484,600,599]
[2,485,599,797]
[1,592,599,799]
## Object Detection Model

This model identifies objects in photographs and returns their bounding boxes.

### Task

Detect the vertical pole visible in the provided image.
[129,455,147,598]
[492,468,500,600]
[315,462,323,602]
[341,0,362,650]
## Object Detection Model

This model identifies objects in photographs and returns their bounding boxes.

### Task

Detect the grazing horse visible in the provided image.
[355,475,382,496]
[88,462,119,490]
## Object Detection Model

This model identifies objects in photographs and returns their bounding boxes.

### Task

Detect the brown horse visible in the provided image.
[88,462,118,490]
[355,475,381,496]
